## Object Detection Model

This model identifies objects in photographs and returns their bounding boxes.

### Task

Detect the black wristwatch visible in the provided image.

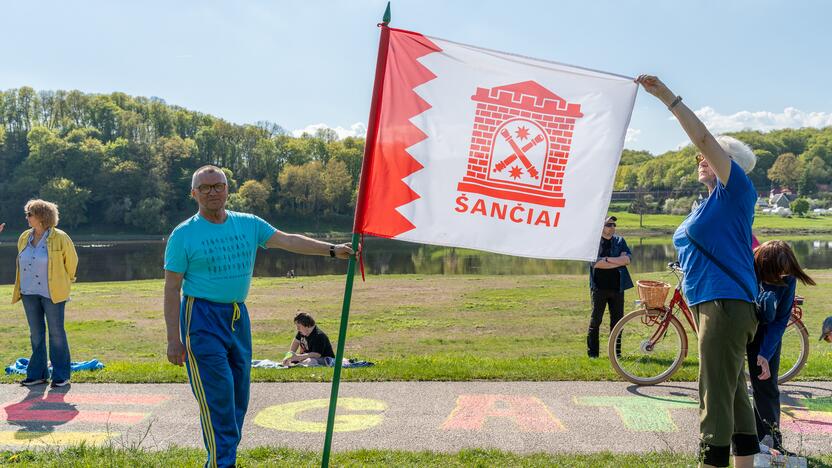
[329,245,336,258]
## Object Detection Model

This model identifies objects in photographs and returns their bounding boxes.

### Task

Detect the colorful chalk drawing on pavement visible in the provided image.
[0,391,171,446]
[782,396,832,434]
[442,395,565,432]
[254,398,387,433]
[0,431,114,446]
[574,396,698,432]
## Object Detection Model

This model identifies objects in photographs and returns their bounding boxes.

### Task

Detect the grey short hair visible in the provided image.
[191,165,227,189]
[716,135,756,174]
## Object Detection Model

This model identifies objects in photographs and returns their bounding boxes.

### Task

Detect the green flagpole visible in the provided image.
[320,233,360,468]
[320,3,391,467]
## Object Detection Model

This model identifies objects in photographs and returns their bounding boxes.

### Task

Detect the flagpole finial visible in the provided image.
[381,2,391,25]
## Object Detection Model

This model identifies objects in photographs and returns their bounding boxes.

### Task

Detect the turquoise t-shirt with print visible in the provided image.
[164,211,277,303]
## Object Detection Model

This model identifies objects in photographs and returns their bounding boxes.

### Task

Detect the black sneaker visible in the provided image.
[20,378,47,387]
[50,379,70,388]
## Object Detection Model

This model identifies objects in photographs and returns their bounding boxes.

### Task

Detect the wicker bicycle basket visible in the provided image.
[636,280,671,309]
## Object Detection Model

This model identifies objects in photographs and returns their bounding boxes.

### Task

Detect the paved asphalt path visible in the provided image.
[1,381,830,454]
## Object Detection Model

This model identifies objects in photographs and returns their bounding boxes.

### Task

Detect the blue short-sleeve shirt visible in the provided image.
[672,160,757,306]
[164,211,277,303]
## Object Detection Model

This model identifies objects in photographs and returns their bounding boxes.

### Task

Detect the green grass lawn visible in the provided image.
[611,210,832,234]
[1,272,830,383]
[5,446,832,468]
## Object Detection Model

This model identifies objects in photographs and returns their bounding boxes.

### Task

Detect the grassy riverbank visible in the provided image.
[1,211,831,242]
[610,211,832,236]
[0,273,830,383]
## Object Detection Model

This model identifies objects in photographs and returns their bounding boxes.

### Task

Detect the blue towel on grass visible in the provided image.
[5,358,105,375]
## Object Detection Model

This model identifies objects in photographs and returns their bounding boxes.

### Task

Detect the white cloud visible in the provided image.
[693,106,832,134]
[625,127,640,143]
[292,122,367,139]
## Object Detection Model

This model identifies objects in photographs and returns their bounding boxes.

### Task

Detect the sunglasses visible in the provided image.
[604,222,616,228]
[697,154,734,164]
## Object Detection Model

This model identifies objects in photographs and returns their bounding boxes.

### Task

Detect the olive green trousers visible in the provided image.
[694,299,758,448]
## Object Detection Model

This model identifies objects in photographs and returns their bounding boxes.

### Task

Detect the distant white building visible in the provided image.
[770,193,792,209]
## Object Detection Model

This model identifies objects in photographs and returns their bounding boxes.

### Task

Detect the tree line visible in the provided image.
[0,87,363,233]
[2,87,830,233]
[615,127,832,197]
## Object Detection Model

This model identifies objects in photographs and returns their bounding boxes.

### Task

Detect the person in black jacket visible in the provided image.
[586,216,633,358]
[282,312,335,366]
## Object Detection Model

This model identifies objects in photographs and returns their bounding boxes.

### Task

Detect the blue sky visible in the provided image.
[3,1,830,154]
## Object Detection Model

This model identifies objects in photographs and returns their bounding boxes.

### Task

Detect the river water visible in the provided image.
[1,236,831,283]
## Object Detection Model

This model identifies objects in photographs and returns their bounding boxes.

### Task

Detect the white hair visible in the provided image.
[716,135,756,174]
[191,165,227,188]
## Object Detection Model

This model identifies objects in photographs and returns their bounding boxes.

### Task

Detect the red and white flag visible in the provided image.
[354,28,637,261]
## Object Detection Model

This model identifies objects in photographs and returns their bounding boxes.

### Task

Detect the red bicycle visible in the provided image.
[608,262,810,386]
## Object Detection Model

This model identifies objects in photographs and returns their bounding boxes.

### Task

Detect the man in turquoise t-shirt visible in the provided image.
[163,165,354,468]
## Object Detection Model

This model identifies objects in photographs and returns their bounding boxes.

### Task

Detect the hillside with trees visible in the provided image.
[1,87,831,233]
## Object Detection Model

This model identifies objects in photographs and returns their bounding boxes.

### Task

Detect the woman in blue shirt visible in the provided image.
[748,241,815,455]
[637,75,759,468]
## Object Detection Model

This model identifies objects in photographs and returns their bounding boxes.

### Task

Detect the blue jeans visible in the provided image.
[21,294,71,382]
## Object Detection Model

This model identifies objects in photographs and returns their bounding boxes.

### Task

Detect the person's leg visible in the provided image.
[726,300,760,467]
[587,288,605,357]
[751,341,783,451]
[696,300,754,467]
[228,304,252,447]
[608,290,625,357]
[181,297,237,468]
[747,325,780,446]
[43,299,71,382]
[20,295,49,382]
[767,343,783,450]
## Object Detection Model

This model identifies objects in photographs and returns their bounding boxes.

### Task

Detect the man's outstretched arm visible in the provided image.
[266,230,354,259]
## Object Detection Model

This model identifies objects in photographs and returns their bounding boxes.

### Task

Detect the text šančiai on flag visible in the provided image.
[354,28,637,261]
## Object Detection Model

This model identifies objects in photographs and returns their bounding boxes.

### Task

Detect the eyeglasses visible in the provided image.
[604,222,616,228]
[196,183,227,194]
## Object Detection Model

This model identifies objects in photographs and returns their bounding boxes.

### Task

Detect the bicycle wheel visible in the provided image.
[778,319,809,384]
[609,308,688,386]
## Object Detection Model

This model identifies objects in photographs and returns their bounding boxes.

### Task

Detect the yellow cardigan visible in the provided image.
[12,228,79,304]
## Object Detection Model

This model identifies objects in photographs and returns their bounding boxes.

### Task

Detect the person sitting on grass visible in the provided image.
[282,312,335,366]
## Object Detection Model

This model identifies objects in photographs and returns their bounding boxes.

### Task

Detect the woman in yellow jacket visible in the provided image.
[12,200,78,388]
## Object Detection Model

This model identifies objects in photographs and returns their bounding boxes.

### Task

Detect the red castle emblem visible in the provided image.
[457,81,584,208]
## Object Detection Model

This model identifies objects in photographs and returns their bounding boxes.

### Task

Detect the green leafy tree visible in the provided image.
[40,178,91,227]
[277,161,324,216]
[235,180,272,217]
[129,197,167,233]
[790,198,810,217]
[767,153,803,190]
[322,159,353,214]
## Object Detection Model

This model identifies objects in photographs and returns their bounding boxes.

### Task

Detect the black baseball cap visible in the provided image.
[605,216,617,224]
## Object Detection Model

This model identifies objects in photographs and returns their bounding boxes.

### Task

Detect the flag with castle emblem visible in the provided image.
[354,27,638,261]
